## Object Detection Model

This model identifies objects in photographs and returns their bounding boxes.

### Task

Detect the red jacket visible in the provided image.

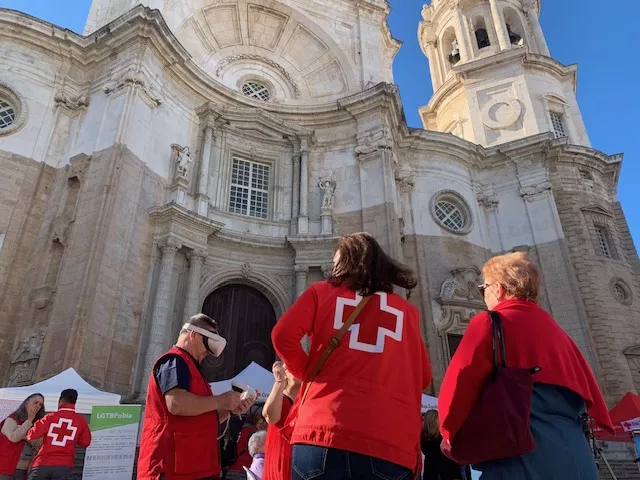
[0,415,27,474]
[272,281,432,471]
[263,396,293,480]
[438,299,614,442]
[27,404,91,468]
[137,346,220,480]
[228,425,256,472]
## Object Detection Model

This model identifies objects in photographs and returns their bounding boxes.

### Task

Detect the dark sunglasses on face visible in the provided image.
[477,284,493,298]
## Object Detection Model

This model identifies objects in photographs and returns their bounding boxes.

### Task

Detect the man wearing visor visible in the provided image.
[138,313,254,480]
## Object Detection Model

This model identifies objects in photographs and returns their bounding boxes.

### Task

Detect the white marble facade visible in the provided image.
[0,0,638,404]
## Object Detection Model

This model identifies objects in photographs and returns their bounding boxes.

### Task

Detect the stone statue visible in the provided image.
[318,178,336,209]
[175,147,192,181]
[10,330,45,364]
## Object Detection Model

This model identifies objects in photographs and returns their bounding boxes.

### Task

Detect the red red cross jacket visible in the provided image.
[0,414,28,474]
[137,346,220,480]
[272,281,432,472]
[26,404,91,468]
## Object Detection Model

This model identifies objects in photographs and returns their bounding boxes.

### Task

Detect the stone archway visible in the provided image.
[200,283,277,382]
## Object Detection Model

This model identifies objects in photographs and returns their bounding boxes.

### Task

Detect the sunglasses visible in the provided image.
[477,284,493,298]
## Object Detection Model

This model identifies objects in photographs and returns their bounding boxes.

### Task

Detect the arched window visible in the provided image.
[441,26,460,69]
[503,7,526,46]
[473,17,491,49]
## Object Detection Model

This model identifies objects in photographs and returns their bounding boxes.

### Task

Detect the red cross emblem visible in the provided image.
[334,293,403,353]
[47,418,77,447]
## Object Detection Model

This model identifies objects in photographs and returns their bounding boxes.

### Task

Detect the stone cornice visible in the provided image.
[149,202,224,250]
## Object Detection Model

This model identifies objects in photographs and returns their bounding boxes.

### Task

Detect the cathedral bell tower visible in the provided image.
[418,0,590,148]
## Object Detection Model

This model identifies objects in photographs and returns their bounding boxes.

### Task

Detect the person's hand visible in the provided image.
[231,397,254,415]
[272,361,286,383]
[26,402,41,422]
[215,391,242,412]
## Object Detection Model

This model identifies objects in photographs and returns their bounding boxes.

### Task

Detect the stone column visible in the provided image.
[294,265,308,299]
[489,0,510,50]
[425,41,443,88]
[453,6,471,61]
[524,2,550,56]
[297,139,309,234]
[143,238,180,385]
[197,126,214,216]
[183,249,207,323]
[291,146,300,227]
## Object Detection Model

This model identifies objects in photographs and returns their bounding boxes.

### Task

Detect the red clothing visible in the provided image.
[272,281,432,471]
[228,425,256,472]
[137,346,220,480]
[263,396,293,480]
[27,404,91,468]
[0,415,26,474]
[438,299,614,443]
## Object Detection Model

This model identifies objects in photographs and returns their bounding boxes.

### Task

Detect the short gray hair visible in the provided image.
[248,430,267,457]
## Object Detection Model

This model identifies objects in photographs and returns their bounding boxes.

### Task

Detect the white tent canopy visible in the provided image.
[210,362,274,403]
[421,394,438,413]
[0,368,121,414]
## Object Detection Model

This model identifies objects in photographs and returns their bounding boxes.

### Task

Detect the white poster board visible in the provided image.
[82,405,141,480]
[0,399,21,422]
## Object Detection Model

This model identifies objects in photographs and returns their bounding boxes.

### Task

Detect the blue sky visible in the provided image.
[1,0,638,245]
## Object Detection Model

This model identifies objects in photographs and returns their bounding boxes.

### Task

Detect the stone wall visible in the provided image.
[551,159,640,402]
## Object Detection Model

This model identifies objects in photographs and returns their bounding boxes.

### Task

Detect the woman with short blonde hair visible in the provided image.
[438,252,613,479]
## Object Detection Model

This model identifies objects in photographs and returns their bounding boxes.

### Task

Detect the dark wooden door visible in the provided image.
[200,284,276,382]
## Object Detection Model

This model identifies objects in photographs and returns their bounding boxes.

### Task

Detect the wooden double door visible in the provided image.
[200,284,277,382]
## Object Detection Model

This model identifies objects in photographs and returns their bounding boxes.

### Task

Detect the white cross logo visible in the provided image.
[47,418,77,447]
[333,292,404,353]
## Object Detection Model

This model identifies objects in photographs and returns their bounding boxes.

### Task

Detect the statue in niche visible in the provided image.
[318,178,337,209]
[175,147,192,182]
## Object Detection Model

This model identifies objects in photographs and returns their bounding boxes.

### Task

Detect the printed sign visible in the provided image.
[0,400,22,422]
[621,416,640,432]
[82,405,141,480]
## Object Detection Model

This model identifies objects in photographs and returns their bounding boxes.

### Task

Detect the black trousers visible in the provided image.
[27,467,72,480]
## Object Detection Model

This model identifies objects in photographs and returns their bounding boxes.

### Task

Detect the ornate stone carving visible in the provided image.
[173,146,192,183]
[8,329,46,386]
[54,92,89,113]
[160,237,181,254]
[215,54,300,98]
[104,72,162,107]
[436,267,485,333]
[481,98,523,130]
[318,178,336,209]
[519,181,552,202]
[241,263,252,278]
[10,329,46,364]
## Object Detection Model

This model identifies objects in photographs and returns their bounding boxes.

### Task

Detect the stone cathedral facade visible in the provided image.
[0,0,638,406]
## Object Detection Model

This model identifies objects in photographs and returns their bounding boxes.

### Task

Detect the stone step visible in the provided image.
[598,459,640,480]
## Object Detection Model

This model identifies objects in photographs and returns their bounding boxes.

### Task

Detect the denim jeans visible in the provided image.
[292,444,413,480]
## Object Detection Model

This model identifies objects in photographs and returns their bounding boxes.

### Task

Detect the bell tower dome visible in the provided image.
[418,0,590,148]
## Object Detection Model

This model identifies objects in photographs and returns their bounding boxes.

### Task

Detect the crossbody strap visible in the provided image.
[299,295,373,406]
[489,310,507,374]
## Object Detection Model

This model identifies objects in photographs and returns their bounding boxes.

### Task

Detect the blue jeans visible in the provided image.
[292,445,413,480]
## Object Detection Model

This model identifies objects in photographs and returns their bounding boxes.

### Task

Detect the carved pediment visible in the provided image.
[581,205,613,218]
[196,103,312,143]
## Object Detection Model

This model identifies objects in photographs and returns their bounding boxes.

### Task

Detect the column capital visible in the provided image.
[294,264,309,274]
[187,248,208,263]
[159,238,181,253]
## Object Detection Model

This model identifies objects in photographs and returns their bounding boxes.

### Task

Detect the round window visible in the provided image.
[0,97,17,130]
[241,81,271,101]
[610,279,632,305]
[430,191,473,235]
